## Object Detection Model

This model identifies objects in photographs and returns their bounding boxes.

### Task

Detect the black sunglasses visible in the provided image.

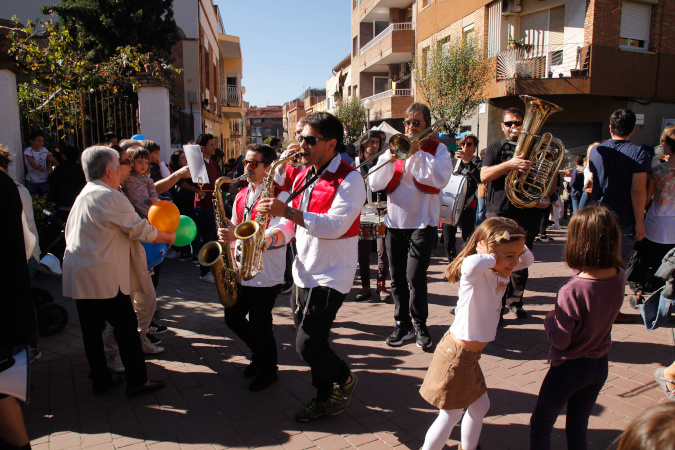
[298,135,330,146]
[461,141,474,147]
[503,121,523,127]
[243,159,260,169]
[404,119,422,128]
[119,158,132,166]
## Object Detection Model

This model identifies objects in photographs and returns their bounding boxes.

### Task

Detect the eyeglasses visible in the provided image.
[119,158,132,165]
[461,142,474,147]
[298,135,330,146]
[503,121,523,127]
[243,159,260,169]
[404,119,423,128]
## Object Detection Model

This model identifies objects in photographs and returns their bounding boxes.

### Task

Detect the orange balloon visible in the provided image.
[147,200,180,233]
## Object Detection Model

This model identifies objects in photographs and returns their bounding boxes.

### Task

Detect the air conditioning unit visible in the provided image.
[502,0,522,16]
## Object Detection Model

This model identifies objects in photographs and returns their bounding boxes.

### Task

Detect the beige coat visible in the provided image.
[62,180,158,300]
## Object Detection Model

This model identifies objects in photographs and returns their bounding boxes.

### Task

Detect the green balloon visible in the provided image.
[174,215,197,247]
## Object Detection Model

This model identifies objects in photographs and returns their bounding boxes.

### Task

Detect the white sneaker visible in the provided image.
[165,248,180,260]
[141,335,165,354]
[551,223,561,230]
[200,272,216,284]
[106,353,125,373]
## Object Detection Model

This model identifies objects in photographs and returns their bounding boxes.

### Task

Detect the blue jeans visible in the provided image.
[475,197,486,226]
[571,197,581,214]
[578,190,590,209]
[26,180,50,197]
[620,224,636,267]
[638,287,675,330]
[530,354,609,450]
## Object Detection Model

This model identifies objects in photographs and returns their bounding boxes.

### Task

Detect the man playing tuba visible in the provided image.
[217,144,293,392]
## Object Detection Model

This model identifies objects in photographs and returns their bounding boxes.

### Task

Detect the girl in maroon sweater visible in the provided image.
[530,205,626,450]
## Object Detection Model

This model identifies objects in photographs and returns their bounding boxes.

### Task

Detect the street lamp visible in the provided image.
[363,99,374,132]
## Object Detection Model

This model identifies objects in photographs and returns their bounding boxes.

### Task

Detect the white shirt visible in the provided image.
[230,183,293,287]
[450,249,534,342]
[279,154,366,294]
[24,147,51,183]
[368,142,453,229]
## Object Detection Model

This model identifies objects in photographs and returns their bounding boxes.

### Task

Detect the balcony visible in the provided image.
[361,89,414,119]
[358,22,414,72]
[220,84,245,118]
[496,43,590,80]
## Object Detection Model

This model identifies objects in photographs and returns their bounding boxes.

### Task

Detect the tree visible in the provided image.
[40,0,181,63]
[412,35,492,135]
[334,96,366,145]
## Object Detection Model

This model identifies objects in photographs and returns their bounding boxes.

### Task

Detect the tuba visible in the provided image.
[198,173,250,308]
[233,151,300,280]
[505,95,565,208]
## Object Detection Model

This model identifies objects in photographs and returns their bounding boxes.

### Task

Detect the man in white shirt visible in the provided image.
[369,102,453,349]
[217,144,294,392]
[258,112,366,422]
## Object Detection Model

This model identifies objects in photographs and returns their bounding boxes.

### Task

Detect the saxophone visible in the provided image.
[197,174,249,308]
[234,152,299,280]
[505,95,565,208]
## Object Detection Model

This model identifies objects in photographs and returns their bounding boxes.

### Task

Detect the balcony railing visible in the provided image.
[359,22,414,55]
[219,84,241,107]
[361,88,414,103]
[496,43,590,80]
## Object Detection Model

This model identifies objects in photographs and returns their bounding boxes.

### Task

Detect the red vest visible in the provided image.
[385,138,442,195]
[284,164,303,191]
[235,183,286,225]
[291,160,360,238]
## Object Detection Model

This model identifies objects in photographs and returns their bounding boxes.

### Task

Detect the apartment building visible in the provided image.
[326,54,351,115]
[247,106,283,145]
[416,0,675,153]
[281,88,327,141]
[172,1,245,158]
[350,0,416,130]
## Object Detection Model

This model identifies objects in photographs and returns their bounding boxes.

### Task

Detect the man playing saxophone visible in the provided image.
[257,112,365,422]
[216,144,293,392]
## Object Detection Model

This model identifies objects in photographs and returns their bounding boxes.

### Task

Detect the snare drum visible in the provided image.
[439,175,468,226]
[359,215,385,240]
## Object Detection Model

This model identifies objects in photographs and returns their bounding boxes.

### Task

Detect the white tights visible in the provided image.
[422,392,490,450]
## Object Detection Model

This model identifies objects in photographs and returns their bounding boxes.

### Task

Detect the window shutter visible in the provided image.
[487,0,502,57]
[549,6,565,48]
[620,1,651,41]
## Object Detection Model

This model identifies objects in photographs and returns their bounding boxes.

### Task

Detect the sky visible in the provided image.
[213,0,351,108]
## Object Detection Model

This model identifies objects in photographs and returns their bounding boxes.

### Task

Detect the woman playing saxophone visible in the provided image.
[216,144,295,392]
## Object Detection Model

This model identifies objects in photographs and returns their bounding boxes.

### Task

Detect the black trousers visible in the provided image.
[294,286,350,401]
[488,208,542,309]
[386,226,437,327]
[284,241,296,284]
[442,207,476,262]
[224,284,282,372]
[76,291,147,389]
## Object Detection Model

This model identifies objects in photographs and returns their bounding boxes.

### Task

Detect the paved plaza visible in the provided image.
[25,227,675,449]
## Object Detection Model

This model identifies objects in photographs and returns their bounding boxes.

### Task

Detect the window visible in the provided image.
[373,77,389,95]
[422,0,429,7]
[620,1,651,50]
[353,36,358,57]
[487,0,502,57]
[462,24,474,41]
[251,118,262,123]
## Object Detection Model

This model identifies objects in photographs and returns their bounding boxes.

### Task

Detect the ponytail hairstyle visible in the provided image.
[445,217,525,283]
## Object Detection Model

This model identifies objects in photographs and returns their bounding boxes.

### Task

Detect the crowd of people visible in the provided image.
[1,102,673,450]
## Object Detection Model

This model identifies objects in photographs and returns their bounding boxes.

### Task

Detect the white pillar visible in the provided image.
[193,110,202,142]
[138,86,171,163]
[0,70,24,182]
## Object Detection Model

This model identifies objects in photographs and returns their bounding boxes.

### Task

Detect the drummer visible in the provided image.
[353,131,391,302]
[442,134,482,262]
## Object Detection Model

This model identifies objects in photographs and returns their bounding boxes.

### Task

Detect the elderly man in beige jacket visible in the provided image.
[63,146,175,396]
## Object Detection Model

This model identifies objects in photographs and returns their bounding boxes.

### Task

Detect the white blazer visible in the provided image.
[62,180,158,300]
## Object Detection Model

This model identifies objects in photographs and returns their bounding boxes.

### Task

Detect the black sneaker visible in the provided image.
[148,321,168,334]
[147,333,162,345]
[243,361,259,378]
[325,371,358,416]
[385,323,414,347]
[249,370,278,392]
[295,398,327,422]
[414,323,432,348]
[510,306,528,319]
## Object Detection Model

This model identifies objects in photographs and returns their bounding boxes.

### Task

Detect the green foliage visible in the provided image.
[31,195,57,238]
[40,0,181,63]
[412,36,492,135]
[334,96,366,145]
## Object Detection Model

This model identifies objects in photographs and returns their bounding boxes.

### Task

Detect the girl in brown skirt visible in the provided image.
[420,218,534,450]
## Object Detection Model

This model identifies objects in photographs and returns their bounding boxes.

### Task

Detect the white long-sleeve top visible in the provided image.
[231,183,294,288]
[278,154,366,294]
[450,248,535,342]
[368,143,453,229]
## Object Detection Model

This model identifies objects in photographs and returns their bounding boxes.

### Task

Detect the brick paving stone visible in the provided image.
[24,227,675,449]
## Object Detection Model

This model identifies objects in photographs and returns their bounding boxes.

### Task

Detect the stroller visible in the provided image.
[33,210,69,336]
